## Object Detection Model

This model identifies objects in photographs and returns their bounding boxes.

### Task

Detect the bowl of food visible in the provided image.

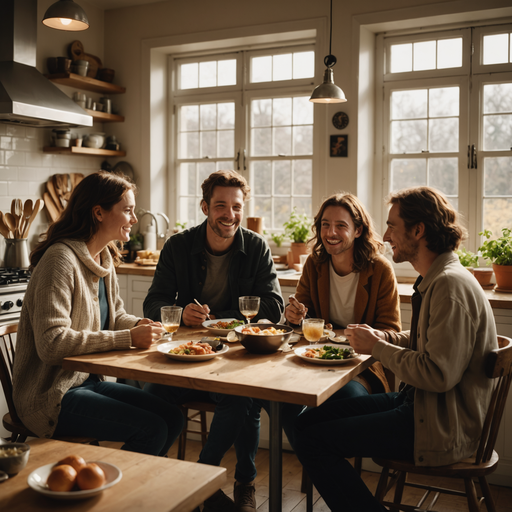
[0,442,30,475]
[234,323,294,354]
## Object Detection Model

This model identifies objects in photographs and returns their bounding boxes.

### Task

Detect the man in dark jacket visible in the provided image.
[144,170,284,512]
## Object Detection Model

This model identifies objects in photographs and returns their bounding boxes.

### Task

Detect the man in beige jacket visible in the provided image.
[293,186,497,511]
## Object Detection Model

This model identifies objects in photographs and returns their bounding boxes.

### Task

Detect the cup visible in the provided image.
[161,306,183,340]
[302,318,325,345]
[86,97,93,109]
[100,97,111,114]
[57,57,71,73]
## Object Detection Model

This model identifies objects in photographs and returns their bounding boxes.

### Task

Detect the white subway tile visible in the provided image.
[0,137,12,150]
[0,168,14,181]
[13,138,35,151]
[6,125,25,137]
[5,151,25,166]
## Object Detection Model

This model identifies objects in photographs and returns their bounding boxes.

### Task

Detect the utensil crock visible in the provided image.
[4,238,30,269]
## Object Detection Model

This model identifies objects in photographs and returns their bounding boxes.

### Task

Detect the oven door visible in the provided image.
[0,311,21,328]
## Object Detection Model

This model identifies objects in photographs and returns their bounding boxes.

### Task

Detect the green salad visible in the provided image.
[308,345,355,360]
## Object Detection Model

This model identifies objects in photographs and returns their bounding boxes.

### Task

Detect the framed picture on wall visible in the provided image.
[330,135,348,157]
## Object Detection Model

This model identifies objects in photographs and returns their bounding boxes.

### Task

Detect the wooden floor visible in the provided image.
[164,440,512,511]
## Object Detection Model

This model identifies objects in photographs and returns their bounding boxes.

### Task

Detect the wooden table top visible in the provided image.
[63,327,373,408]
[0,438,226,512]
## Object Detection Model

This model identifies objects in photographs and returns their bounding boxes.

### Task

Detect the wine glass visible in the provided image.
[239,296,260,325]
[302,318,325,345]
[160,306,183,340]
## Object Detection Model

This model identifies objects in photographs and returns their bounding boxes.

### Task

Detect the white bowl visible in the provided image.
[83,133,105,149]
[54,139,70,148]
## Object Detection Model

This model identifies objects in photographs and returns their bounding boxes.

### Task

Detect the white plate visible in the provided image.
[294,343,359,365]
[329,334,349,344]
[27,461,122,500]
[202,318,245,336]
[157,340,229,361]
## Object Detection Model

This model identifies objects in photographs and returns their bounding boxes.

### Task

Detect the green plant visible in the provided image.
[129,232,143,247]
[283,208,311,244]
[175,220,187,231]
[271,233,286,248]
[455,247,479,268]
[478,228,512,266]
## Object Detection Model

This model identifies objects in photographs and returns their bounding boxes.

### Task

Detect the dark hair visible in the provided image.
[30,171,136,269]
[311,192,383,272]
[200,170,250,207]
[387,187,466,253]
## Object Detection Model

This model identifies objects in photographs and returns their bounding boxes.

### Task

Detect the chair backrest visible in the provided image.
[475,335,512,464]
[0,323,22,423]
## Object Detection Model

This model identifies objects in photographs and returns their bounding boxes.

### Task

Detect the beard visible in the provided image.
[207,215,239,239]
[392,232,419,264]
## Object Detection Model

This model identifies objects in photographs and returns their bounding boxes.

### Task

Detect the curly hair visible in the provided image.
[30,171,136,269]
[311,193,384,272]
[201,170,250,207]
[387,187,466,253]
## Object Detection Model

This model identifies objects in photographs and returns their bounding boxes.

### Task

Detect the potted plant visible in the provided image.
[455,247,478,273]
[478,228,512,291]
[283,208,311,264]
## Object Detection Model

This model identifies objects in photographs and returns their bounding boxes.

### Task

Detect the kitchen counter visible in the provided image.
[117,263,512,309]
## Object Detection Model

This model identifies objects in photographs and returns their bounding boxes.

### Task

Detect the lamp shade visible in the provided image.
[42,0,89,31]
[309,68,347,104]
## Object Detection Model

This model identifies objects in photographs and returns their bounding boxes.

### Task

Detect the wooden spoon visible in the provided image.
[0,212,12,239]
[20,199,33,238]
[4,212,17,238]
[46,178,63,213]
[22,198,44,238]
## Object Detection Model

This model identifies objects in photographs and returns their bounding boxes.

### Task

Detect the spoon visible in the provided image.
[4,213,17,238]
[0,212,11,239]
[20,199,33,238]
[22,199,44,239]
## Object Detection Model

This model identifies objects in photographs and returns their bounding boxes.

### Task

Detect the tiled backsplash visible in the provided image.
[0,123,100,266]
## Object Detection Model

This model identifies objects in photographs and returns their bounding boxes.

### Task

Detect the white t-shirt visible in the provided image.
[329,261,360,328]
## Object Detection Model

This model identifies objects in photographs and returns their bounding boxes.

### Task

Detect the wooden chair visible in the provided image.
[177,401,216,460]
[0,323,97,445]
[373,335,512,512]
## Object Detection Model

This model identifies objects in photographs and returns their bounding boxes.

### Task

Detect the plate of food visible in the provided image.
[202,318,245,336]
[27,459,122,500]
[294,343,359,365]
[157,340,229,361]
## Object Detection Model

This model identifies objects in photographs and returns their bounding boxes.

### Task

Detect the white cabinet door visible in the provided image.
[117,274,154,317]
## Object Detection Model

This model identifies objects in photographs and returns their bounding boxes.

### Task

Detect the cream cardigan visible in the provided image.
[13,240,139,439]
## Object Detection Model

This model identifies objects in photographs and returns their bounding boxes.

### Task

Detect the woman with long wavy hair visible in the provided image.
[13,171,183,456]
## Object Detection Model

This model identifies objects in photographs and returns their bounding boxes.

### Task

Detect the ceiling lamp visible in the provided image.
[42,0,89,31]
[309,0,346,104]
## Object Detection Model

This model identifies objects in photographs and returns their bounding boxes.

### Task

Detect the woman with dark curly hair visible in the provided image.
[13,171,184,456]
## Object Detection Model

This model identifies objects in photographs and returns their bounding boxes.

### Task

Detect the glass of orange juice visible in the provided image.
[302,318,325,345]
[161,306,183,340]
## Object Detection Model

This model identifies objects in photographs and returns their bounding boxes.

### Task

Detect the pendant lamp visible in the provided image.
[309,0,346,103]
[42,0,89,31]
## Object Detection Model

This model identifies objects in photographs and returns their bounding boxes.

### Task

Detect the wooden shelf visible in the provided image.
[84,109,125,123]
[46,73,126,94]
[43,146,126,157]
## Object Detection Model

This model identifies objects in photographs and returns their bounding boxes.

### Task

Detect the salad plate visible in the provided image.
[157,340,229,362]
[294,343,359,365]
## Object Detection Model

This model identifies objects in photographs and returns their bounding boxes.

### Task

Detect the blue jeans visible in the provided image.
[145,383,259,483]
[54,376,184,457]
[294,391,415,512]
[257,380,368,452]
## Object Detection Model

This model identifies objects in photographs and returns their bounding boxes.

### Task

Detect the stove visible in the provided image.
[0,268,30,325]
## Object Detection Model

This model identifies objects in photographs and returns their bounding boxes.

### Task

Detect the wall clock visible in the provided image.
[332,111,349,130]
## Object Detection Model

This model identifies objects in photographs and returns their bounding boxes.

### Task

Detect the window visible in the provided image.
[173,46,315,230]
[381,25,512,251]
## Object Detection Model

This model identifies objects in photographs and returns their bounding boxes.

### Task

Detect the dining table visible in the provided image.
[62,326,374,512]
[0,438,226,511]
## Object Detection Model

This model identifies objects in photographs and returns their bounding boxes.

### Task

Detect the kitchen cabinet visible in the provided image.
[117,274,153,318]
[44,72,126,156]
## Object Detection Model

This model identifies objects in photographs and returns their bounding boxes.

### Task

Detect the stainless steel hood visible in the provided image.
[0,0,92,128]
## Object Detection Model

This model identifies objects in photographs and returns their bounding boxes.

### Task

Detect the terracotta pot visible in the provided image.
[473,268,493,287]
[493,264,512,291]
[290,242,309,264]
[465,267,475,275]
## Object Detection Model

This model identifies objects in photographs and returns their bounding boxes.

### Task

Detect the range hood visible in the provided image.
[0,0,92,128]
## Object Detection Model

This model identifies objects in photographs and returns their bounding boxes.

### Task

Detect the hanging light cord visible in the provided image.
[324,0,337,68]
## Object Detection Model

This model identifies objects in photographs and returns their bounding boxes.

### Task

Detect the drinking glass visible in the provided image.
[302,318,325,345]
[239,296,260,324]
[161,306,183,340]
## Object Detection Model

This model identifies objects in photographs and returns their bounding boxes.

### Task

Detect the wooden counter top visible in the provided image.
[117,263,512,309]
